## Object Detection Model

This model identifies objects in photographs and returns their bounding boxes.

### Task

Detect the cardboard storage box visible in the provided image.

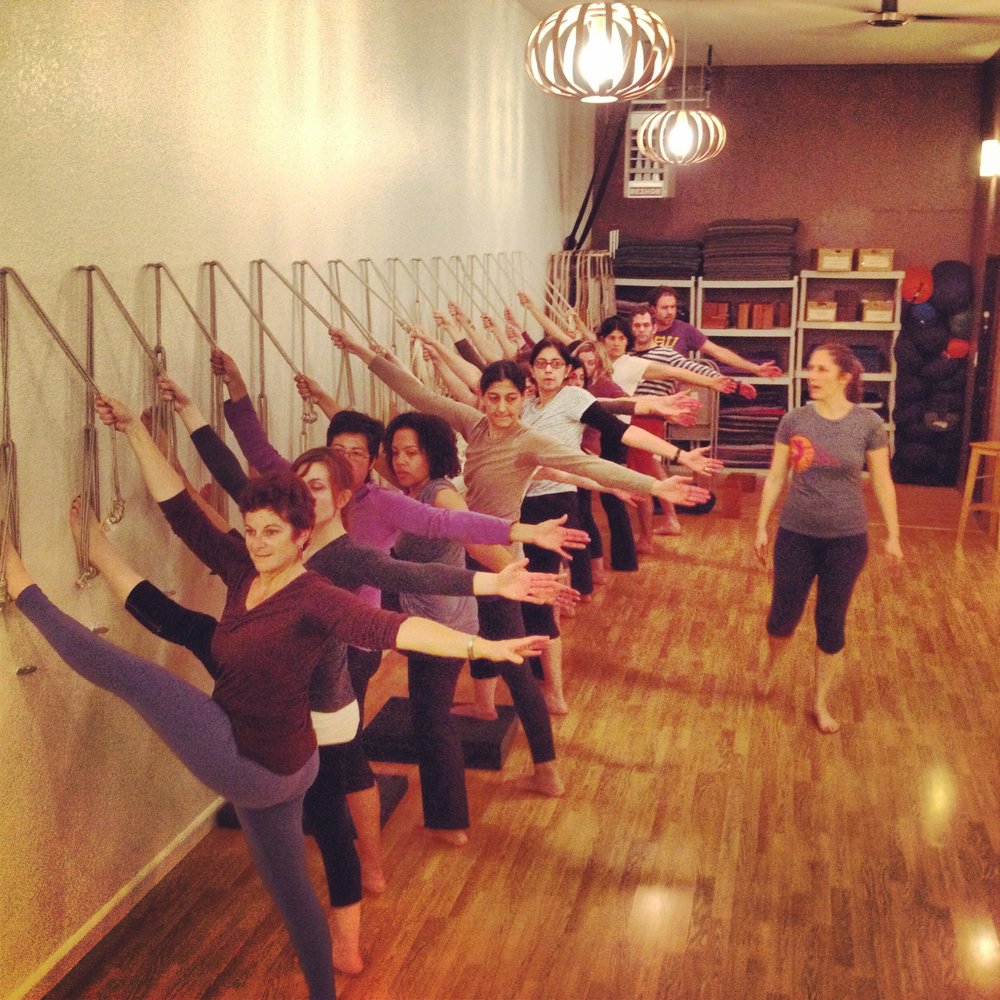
[751,303,775,329]
[861,299,895,323]
[701,301,730,329]
[855,247,894,271]
[812,248,854,272]
[805,299,837,322]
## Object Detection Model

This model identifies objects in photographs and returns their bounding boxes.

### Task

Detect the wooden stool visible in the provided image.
[957,441,1000,549]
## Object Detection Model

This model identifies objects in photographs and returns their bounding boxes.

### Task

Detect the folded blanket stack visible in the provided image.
[715,389,786,469]
[702,219,799,280]
[613,239,703,279]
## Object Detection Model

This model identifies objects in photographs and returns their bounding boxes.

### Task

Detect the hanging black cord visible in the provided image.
[563,108,629,251]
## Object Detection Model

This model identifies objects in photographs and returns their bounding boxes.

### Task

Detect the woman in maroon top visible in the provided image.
[7,396,550,1000]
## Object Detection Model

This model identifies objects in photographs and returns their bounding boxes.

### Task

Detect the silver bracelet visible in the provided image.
[466,635,476,660]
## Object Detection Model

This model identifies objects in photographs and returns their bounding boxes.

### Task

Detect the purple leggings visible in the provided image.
[16,585,335,1000]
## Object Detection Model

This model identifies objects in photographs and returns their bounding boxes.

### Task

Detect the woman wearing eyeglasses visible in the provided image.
[517,339,727,712]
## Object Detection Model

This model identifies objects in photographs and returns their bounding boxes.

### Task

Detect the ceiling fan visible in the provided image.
[861,0,1000,28]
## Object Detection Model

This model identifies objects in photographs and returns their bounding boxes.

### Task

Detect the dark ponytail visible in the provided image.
[814,342,864,404]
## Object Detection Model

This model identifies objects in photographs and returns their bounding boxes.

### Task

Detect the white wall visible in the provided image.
[0,2,594,995]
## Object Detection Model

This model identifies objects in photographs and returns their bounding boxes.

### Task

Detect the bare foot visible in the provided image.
[427,827,469,847]
[542,691,569,716]
[330,905,364,975]
[515,770,566,797]
[635,540,653,555]
[653,522,682,537]
[450,703,498,721]
[813,706,841,734]
[746,661,775,698]
[332,944,364,976]
[2,535,32,599]
[361,868,387,896]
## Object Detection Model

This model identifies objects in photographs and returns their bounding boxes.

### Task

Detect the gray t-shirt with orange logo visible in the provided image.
[776,403,888,538]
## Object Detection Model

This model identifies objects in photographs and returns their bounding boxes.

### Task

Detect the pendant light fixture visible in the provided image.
[637,43,727,165]
[524,3,675,104]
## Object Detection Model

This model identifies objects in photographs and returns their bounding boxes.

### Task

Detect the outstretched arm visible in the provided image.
[295,372,342,421]
[448,301,502,364]
[700,340,782,378]
[482,312,518,360]
[209,349,292,472]
[395,617,549,665]
[96,397,246,579]
[432,310,488,371]
[410,327,480,399]
[210,346,249,401]
[157,376,249,503]
[517,291,576,345]
[635,360,737,393]
[331,327,481,437]
[97,397,184,503]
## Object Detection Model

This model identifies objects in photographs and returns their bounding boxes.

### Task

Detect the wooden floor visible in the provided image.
[44,483,1000,1000]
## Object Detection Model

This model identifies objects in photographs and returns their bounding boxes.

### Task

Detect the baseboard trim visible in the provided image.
[12,797,222,1000]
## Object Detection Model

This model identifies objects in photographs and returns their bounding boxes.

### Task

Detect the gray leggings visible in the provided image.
[16,585,335,1000]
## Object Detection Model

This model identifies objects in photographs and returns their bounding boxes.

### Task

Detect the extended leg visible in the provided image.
[238,797,336,1000]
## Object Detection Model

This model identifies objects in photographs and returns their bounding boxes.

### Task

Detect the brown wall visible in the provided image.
[593,64,982,273]
[971,52,1000,438]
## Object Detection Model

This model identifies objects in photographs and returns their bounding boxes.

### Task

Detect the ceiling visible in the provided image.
[517,0,1000,66]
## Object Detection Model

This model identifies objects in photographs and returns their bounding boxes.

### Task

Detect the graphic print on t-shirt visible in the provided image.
[789,434,840,473]
[788,435,814,472]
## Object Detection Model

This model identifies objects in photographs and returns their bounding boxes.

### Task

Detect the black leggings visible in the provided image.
[466,559,556,765]
[599,490,638,571]
[766,528,869,655]
[407,653,469,829]
[570,489,600,594]
[519,491,579,639]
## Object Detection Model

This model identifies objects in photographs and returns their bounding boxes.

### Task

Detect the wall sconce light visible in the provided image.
[981,139,1000,178]
[524,3,675,104]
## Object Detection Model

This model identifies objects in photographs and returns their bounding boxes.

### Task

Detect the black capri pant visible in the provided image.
[766,528,869,655]
[465,557,556,765]
[519,491,580,639]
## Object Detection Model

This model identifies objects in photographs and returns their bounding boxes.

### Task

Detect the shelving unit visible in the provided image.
[796,270,904,449]
[693,278,799,470]
[613,275,696,323]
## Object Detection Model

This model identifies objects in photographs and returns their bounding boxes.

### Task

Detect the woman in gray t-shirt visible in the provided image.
[754,344,903,734]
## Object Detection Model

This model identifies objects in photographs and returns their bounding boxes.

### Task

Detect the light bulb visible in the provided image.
[578,16,625,95]
[667,113,694,156]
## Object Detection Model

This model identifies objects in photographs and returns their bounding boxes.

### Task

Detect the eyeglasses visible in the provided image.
[330,446,371,462]
[533,359,566,370]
